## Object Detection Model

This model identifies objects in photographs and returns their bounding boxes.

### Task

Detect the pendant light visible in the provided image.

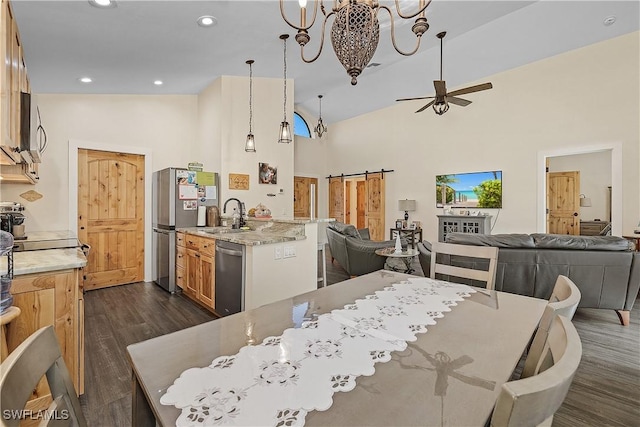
[314,94,327,138]
[245,59,256,152]
[278,34,292,144]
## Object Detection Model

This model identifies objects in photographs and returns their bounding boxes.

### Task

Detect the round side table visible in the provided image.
[375,247,419,274]
[1,306,21,362]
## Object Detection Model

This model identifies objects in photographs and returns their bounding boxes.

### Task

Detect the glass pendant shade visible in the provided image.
[245,59,255,152]
[278,121,292,144]
[278,34,291,144]
[245,133,256,152]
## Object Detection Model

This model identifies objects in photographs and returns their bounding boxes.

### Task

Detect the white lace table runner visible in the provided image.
[160,277,476,426]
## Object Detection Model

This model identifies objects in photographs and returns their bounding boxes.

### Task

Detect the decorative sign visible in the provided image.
[187,162,203,171]
[229,173,250,190]
[19,190,43,202]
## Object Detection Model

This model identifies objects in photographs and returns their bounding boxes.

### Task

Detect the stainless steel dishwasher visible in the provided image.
[215,240,245,316]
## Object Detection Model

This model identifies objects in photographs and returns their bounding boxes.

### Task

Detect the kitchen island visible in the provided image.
[1,231,87,406]
[177,218,333,313]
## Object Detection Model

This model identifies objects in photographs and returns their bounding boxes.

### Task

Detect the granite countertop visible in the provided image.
[17,230,79,242]
[1,248,87,276]
[246,217,335,224]
[178,227,304,246]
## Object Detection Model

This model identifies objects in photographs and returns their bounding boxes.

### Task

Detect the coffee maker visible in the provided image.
[0,202,26,240]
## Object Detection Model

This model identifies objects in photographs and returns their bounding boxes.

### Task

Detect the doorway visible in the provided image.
[69,140,153,283]
[329,174,385,241]
[78,149,145,290]
[538,144,621,236]
[293,176,318,219]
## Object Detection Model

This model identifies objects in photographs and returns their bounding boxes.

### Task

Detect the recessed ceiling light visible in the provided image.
[89,0,116,8]
[79,77,93,83]
[154,80,163,86]
[603,15,616,26]
[197,15,218,27]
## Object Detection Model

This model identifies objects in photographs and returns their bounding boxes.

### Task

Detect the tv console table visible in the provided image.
[437,215,492,242]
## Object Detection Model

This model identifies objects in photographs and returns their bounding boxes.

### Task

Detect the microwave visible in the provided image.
[20,91,47,163]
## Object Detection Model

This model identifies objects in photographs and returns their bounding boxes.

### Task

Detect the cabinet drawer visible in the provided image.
[185,235,200,251]
[176,245,187,268]
[175,266,185,289]
[176,232,186,248]
[200,237,215,257]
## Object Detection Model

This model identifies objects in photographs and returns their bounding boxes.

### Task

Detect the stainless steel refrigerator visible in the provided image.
[152,167,219,293]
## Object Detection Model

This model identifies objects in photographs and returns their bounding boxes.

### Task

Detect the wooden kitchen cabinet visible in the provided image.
[6,268,84,411]
[177,233,215,312]
[0,0,30,163]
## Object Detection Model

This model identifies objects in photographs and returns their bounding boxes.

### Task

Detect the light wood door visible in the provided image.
[345,180,352,223]
[356,181,366,229]
[78,149,145,290]
[365,172,385,241]
[328,177,344,223]
[547,171,580,235]
[293,176,318,218]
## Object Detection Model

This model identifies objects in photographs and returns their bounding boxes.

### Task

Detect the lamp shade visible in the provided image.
[398,199,416,212]
[580,197,592,207]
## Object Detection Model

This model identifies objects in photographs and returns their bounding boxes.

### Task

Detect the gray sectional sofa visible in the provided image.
[326,222,399,277]
[417,233,639,325]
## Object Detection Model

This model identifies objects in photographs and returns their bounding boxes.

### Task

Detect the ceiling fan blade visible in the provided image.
[415,100,436,113]
[434,80,447,96]
[396,96,436,102]
[447,96,472,107]
[447,82,493,97]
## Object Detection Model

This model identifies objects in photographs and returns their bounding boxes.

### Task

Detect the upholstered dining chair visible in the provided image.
[490,315,582,427]
[0,325,87,427]
[521,275,581,379]
[429,242,499,289]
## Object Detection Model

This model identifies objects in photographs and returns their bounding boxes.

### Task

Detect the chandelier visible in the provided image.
[280,0,431,85]
[314,95,328,138]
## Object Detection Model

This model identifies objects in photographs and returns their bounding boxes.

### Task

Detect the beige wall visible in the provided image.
[549,151,612,223]
[0,94,198,232]
[197,75,295,218]
[325,32,639,241]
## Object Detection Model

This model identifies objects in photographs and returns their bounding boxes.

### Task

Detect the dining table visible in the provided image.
[127,270,547,427]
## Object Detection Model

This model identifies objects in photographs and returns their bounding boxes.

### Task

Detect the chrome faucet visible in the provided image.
[223,198,245,228]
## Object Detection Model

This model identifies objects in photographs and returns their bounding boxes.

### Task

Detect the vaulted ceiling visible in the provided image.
[11,1,639,124]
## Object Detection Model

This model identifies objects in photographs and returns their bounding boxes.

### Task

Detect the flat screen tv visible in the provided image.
[436,171,502,208]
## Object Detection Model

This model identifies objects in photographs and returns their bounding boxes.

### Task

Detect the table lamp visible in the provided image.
[579,194,592,207]
[398,199,416,222]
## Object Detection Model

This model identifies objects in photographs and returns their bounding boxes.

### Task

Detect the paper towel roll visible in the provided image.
[197,206,206,226]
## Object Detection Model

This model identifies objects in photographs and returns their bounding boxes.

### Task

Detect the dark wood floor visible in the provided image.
[80,248,639,426]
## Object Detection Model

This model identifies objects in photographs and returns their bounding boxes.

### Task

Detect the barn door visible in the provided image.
[356,180,366,229]
[365,172,385,241]
[78,149,145,290]
[547,171,580,235]
[328,177,344,223]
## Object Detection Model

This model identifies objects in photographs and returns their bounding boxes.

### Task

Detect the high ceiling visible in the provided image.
[11,1,639,124]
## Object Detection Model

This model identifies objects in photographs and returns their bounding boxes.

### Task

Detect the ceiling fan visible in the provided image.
[396,31,493,115]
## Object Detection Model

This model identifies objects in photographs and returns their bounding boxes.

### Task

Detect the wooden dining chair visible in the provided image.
[521,275,581,378]
[490,315,582,427]
[0,325,87,427]
[429,242,499,289]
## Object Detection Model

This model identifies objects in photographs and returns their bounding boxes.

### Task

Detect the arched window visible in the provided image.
[293,112,311,138]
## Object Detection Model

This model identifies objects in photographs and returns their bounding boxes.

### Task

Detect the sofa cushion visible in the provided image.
[531,234,632,251]
[327,221,362,239]
[446,233,535,248]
